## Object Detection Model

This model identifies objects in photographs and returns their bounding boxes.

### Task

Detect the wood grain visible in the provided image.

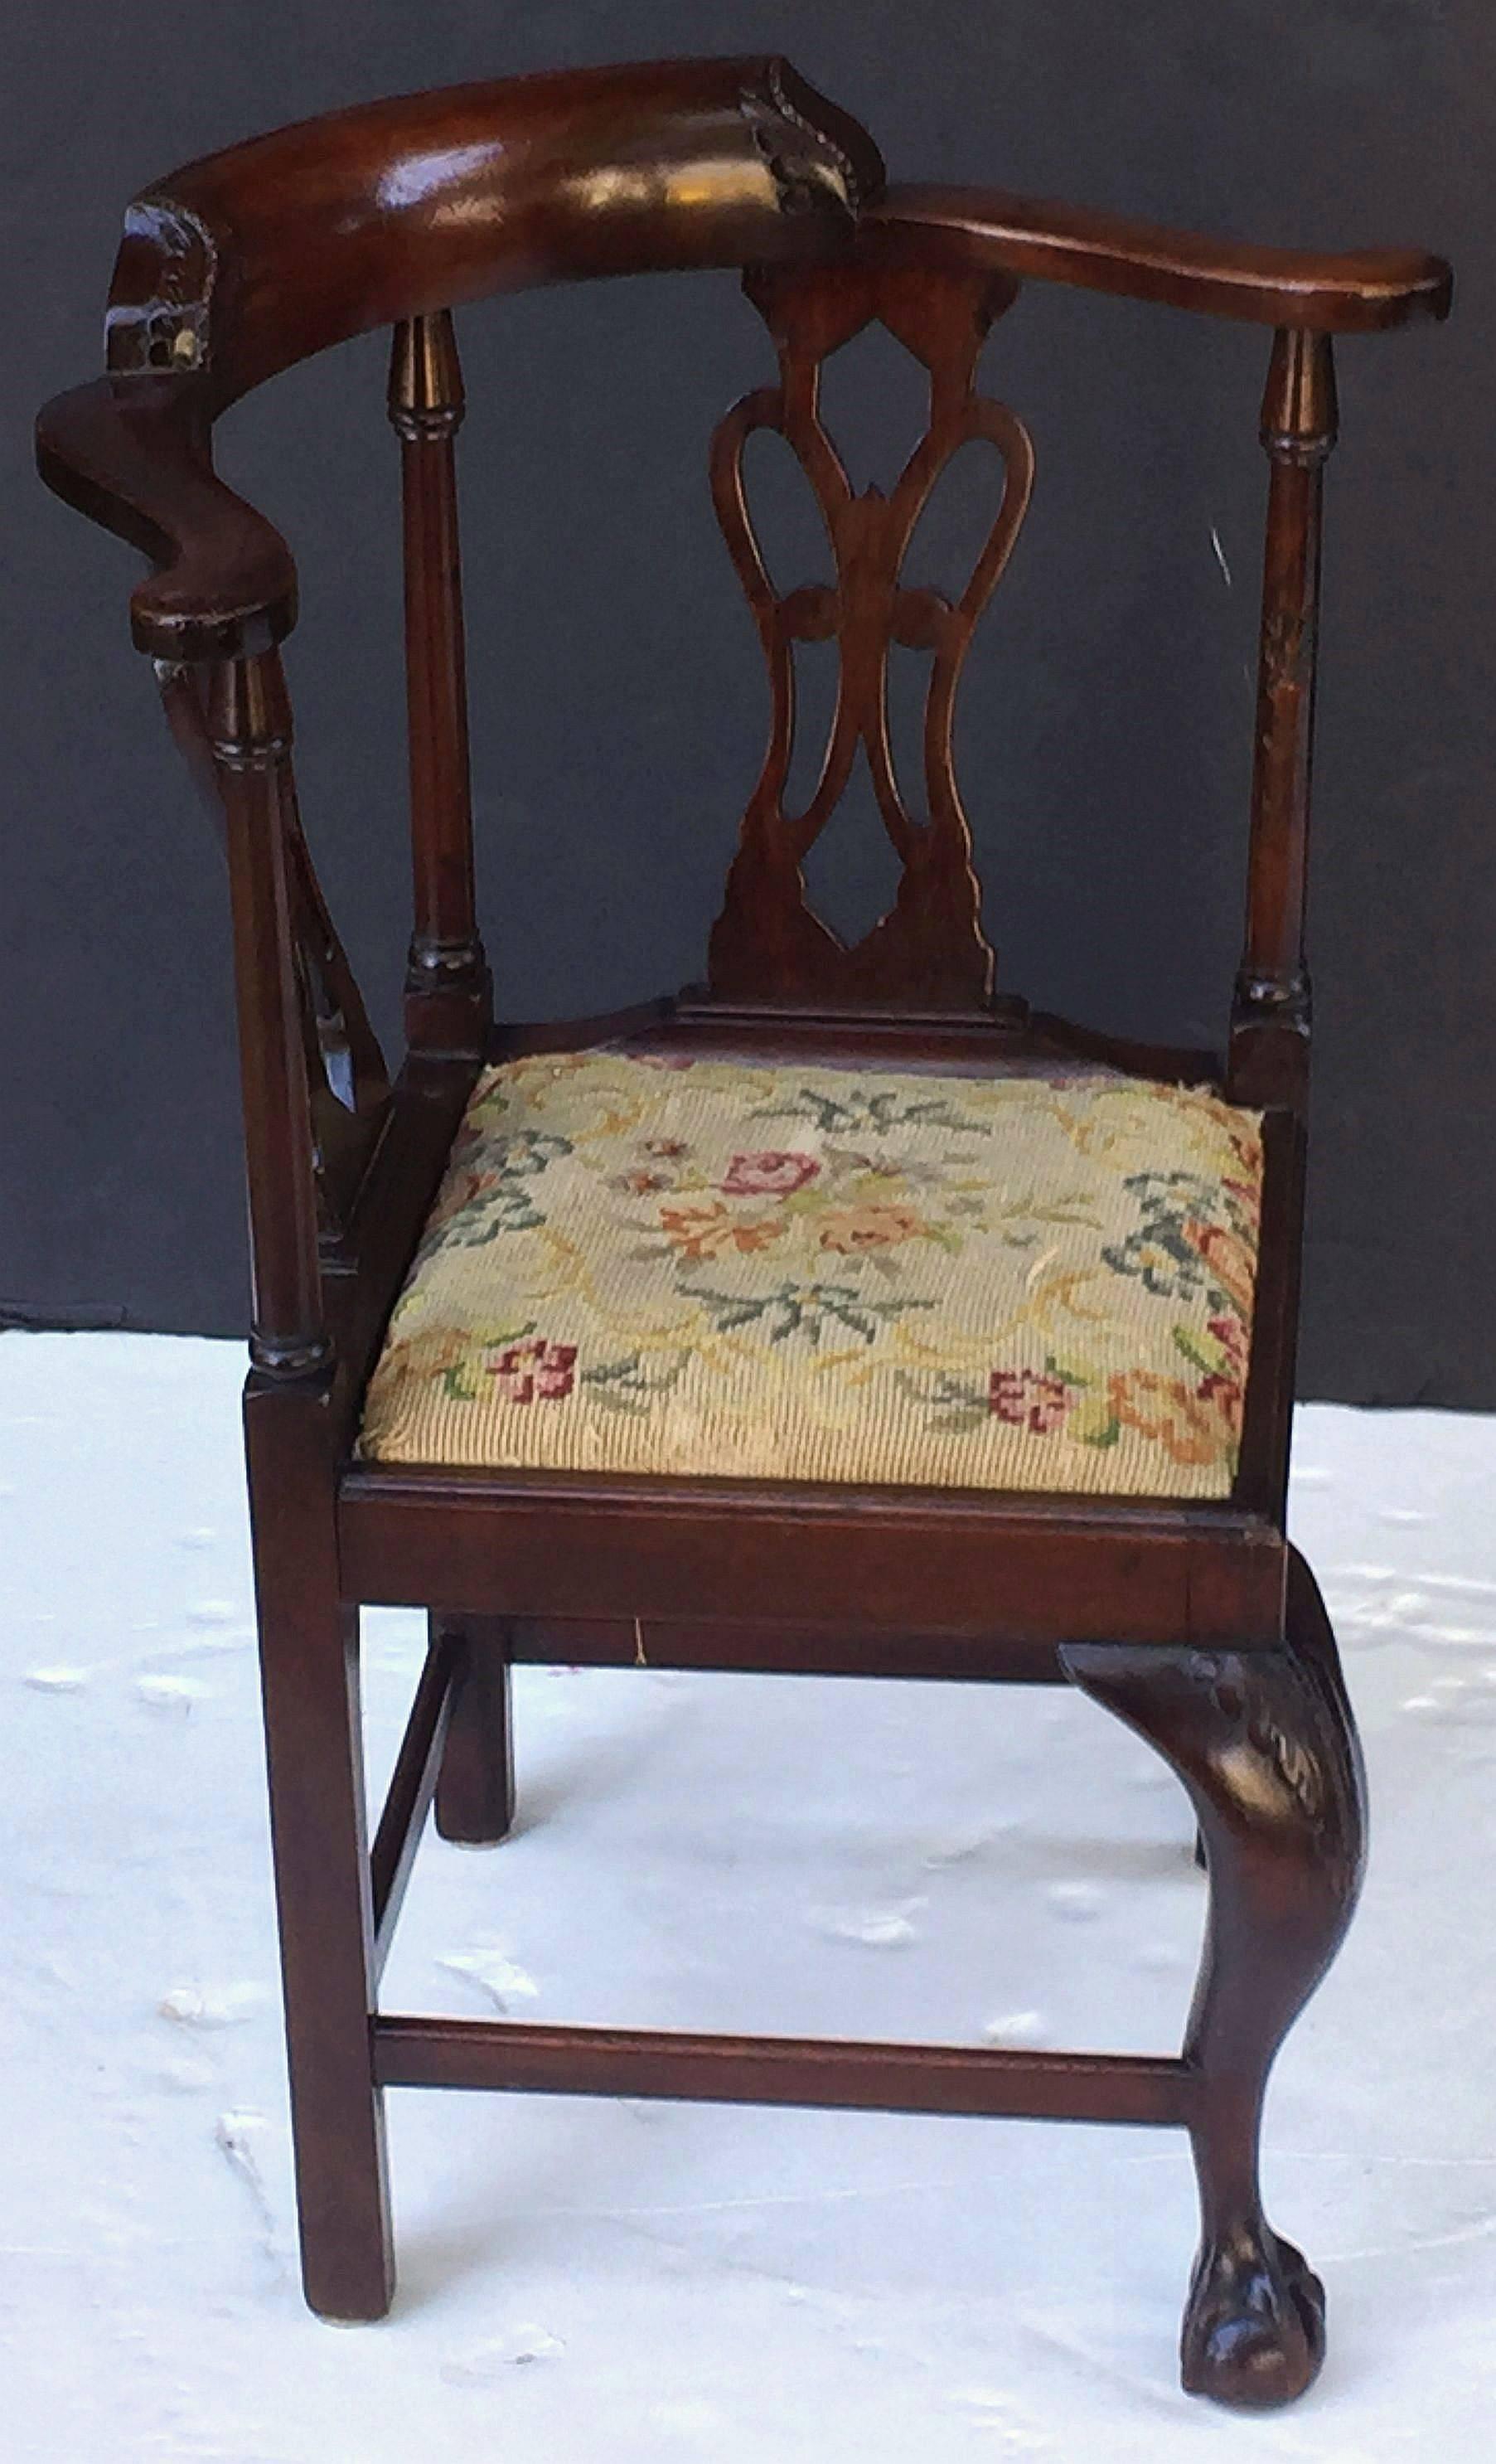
[864,182,1452,332]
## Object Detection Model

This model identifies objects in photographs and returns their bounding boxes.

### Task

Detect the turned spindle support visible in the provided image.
[1228,327,1338,1113]
[206,650,331,1377]
[388,310,490,1055]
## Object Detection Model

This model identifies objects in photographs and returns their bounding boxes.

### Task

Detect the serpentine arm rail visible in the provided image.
[35,56,884,661]
[864,182,1451,332]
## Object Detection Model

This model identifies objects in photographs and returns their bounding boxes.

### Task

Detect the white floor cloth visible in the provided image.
[3,1331,1494,2460]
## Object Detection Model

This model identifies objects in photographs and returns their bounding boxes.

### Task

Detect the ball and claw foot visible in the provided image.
[1062,1584,1363,2413]
[1182,2228,1326,2409]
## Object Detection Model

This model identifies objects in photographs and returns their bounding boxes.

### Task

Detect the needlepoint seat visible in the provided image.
[360,1047,1263,1497]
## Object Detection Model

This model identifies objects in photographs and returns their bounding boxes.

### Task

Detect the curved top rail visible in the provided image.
[105,56,885,405]
[863,182,1452,333]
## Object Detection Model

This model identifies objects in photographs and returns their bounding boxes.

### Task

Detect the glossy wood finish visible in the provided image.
[1227,332,1337,1113]
[706,260,1029,1009]
[1063,1550,1366,2407]
[36,371,298,661]
[339,1464,1286,1647]
[207,652,328,1374]
[865,182,1453,332]
[106,58,884,404]
[430,1616,516,1847]
[278,754,392,1263]
[388,312,490,1057]
[36,56,884,663]
[164,649,390,1260]
[369,1619,460,1978]
[244,1377,393,2320]
[374,2015,1194,2125]
[35,57,1450,2405]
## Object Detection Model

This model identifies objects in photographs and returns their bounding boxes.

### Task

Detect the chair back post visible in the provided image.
[206,649,332,1376]
[1228,327,1339,1113]
[388,310,490,1057]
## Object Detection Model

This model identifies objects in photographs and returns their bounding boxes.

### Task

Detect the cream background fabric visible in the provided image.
[360,1051,1262,1498]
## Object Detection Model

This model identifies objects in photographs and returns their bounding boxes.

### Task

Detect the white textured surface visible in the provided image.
[3,1330,1495,2460]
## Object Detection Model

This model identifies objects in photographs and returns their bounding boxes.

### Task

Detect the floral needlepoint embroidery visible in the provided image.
[1184,1222,1255,1317]
[612,1167,673,1196]
[659,1202,783,1261]
[488,1340,577,1405]
[359,1050,1265,1498]
[988,1367,1073,1433]
[1196,1312,1249,1419]
[1109,1370,1221,1467]
[817,1204,925,1254]
[721,1150,821,1196]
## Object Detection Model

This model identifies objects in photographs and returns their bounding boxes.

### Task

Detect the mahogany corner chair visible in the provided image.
[37,56,1451,2409]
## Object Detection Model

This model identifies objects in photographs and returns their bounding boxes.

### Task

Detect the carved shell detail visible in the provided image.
[1195,1650,1352,1850]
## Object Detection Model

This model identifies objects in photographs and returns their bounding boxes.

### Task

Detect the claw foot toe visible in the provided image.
[1181,2230,1325,2409]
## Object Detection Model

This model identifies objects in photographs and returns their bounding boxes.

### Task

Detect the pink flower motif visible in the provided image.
[489,1339,577,1405]
[1198,1315,1248,1424]
[1207,1313,1249,1372]
[720,1150,820,1196]
[988,1367,1072,1433]
[1198,1370,1242,1414]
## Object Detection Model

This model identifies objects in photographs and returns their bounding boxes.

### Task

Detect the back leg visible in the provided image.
[1063,1573,1366,2408]
[433,1615,516,1846]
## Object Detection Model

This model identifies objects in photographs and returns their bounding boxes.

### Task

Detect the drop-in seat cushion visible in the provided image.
[359,1050,1262,1498]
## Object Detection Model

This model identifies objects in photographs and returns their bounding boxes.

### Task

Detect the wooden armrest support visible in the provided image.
[36,371,297,662]
[864,182,1452,332]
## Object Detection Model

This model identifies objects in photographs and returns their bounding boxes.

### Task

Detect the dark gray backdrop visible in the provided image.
[6,2,1493,1402]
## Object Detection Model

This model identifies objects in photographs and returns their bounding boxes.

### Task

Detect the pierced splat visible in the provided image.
[160,657,390,1259]
[278,761,391,1263]
[706,260,1033,1012]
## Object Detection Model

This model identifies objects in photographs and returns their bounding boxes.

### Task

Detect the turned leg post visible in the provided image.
[1063,1569,1365,2409]
[433,1615,517,1846]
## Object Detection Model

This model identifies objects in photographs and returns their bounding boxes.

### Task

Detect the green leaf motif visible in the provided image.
[1172,1325,1218,1373]
[579,1351,690,1412]
[750,1085,989,1138]
[685,1278,934,1349]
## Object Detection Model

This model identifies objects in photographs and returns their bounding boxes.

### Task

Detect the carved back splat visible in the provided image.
[706,260,1033,1012]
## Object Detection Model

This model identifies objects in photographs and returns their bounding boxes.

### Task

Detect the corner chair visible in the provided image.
[36,55,1452,2407]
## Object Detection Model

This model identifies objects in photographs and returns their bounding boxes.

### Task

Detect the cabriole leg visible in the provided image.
[433,1615,516,1846]
[1062,1568,1365,2410]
